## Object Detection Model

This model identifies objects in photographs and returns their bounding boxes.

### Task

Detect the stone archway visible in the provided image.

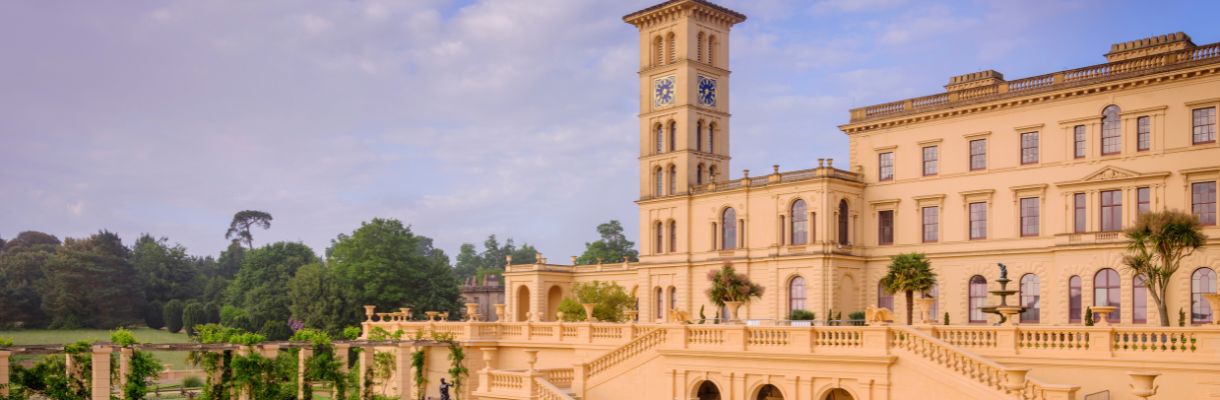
[756,384,783,400]
[695,380,721,400]
[546,285,564,321]
[823,388,854,400]
[516,285,530,322]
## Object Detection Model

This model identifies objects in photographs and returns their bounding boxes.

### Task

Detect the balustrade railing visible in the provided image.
[533,376,575,400]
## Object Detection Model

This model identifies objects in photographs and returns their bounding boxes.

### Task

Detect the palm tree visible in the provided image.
[1124,210,1207,326]
[225,210,273,249]
[881,252,938,325]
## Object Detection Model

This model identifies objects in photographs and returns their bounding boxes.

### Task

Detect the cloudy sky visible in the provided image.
[2,0,1218,261]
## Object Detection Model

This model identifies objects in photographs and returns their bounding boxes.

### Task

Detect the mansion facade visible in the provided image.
[503,2,1220,332]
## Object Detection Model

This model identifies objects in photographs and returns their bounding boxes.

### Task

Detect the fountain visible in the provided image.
[981,263,1025,326]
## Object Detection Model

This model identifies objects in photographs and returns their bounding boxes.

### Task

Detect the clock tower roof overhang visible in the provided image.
[623,0,747,27]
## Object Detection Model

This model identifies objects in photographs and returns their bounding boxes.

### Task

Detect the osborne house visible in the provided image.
[358,1,1220,399]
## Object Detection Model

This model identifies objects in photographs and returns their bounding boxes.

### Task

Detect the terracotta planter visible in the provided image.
[724,301,743,322]
[582,303,598,322]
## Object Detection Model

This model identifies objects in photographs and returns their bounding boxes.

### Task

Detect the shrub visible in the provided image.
[1084,307,1094,326]
[182,375,204,388]
[1179,308,1186,327]
[705,263,764,307]
[145,301,166,330]
[110,328,138,346]
[163,299,185,333]
[943,312,950,325]
[555,281,636,322]
[0,337,12,347]
[789,309,815,321]
[848,311,864,326]
[342,326,363,340]
[182,302,208,335]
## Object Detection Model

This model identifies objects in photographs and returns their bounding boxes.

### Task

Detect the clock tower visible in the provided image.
[624,0,745,257]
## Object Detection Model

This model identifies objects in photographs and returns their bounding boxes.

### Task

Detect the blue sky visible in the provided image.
[2,0,1219,262]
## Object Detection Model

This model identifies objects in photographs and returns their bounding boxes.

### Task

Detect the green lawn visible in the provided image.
[1,328,194,369]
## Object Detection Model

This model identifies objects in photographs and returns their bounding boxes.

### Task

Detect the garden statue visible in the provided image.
[439,377,452,400]
[998,263,1008,281]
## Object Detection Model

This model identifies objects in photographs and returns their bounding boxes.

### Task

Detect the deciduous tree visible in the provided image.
[1124,210,1208,326]
[330,218,460,323]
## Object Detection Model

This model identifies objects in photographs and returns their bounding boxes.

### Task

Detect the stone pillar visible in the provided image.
[335,343,351,374]
[396,344,413,400]
[478,347,498,392]
[358,346,375,395]
[119,347,133,391]
[0,350,11,397]
[91,345,113,400]
[297,347,312,400]
[236,347,251,400]
[260,344,280,359]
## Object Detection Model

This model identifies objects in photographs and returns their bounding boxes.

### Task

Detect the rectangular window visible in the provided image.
[1020,131,1039,164]
[878,152,894,181]
[1073,193,1087,233]
[1194,107,1217,144]
[922,206,939,243]
[1137,116,1150,151]
[1073,125,1086,158]
[878,210,894,245]
[922,146,938,176]
[1100,190,1123,232]
[1102,122,1121,155]
[1020,197,1039,237]
[1194,181,1217,225]
[969,202,987,240]
[969,139,987,170]
[1137,187,1150,215]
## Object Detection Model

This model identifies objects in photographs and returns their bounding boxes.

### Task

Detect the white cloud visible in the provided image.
[299,14,333,35]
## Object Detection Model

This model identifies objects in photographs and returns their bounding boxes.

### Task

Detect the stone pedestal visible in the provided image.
[119,347,132,391]
[335,344,351,374]
[1092,306,1118,326]
[297,347,312,400]
[358,347,375,396]
[996,306,1023,327]
[0,350,11,397]
[91,345,113,400]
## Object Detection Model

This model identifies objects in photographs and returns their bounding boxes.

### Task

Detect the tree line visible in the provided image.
[0,211,640,339]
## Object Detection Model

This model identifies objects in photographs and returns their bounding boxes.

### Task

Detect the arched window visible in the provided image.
[654,167,663,197]
[721,208,737,249]
[1133,275,1147,324]
[696,32,706,63]
[665,32,676,64]
[791,199,808,245]
[969,276,987,324]
[655,287,664,320]
[710,222,717,249]
[654,221,663,254]
[1068,276,1082,323]
[668,165,677,195]
[668,220,677,253]
[1020,274,1040,323]
[668,286,677,312]
[652,36,663,66]
[1101,105,1121,155]
[927,283,939,319]
[696,164,705,185]
[1193,268,1217,324]
[1094,268,1121,324]
[708,123,716,153]
[708,165,718,182]
[789,276,806,313]
[655,124,663,154]
[837,200,849,245]
[708,35,717,65]
[668,121,677,152]
[877,281,893,310]
[696,121,704,151]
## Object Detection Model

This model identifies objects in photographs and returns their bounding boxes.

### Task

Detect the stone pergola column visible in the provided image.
[91,345,113,400]
[335,343,351,374]
[0,350,11,396]
[358,346,375,395]
[396,343,414,400]
[119,347,133,391]
[236,347,251,400]
[298,347,312,400]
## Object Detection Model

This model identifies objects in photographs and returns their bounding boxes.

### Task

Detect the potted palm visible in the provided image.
[706,264,764,322]
[881,252,938,325]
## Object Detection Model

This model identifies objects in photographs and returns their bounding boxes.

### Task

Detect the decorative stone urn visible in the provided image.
[1203,294,1220,324]
[1091,306,1118,326]
[915,298,936,324]
[494,304,506,321]
[400,307,412,321]
[464,303,479,321]
[996,306,1023,327]
[363,305,376,321]
[624,310,638,322]
[582,303,598,322]
[524,350,539,372]
[724,301,743,322]
[1128,371,1161,399]
[439,311,450,321]
[1003,368,1030,391]
[556,311,565,321]
[425,311,439,321]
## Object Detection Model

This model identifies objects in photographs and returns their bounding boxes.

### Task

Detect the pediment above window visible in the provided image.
[1056,166,1169,188]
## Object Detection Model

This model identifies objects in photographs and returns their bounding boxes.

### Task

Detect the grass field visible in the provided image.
[0,328,194,369]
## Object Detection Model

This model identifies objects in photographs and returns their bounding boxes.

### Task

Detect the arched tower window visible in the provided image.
[653,36,663,66]
[721,208,737,249]
[1068,276,1082,323]
[696,32,706,63]
[1101,105,1121,155]
[1193,268,1217,324]
[655,287,664,320]
[668,164,677,195]
[791,199,808,245]
[708,35,717,65]
[708,123,716,153]
[969,275,987,324]
[668,121,677,152]
[1020,274,1040,323]
[668,286,677,310]
[789,276,806,314]
[665,32,676,64]
[708,165,718,183]
[654,221,663,254]
[696,164,705,185]
[655,124,663,154]
[837,200,849,245]
[696,120,704,151]
[1094,268,1121,324]
[668,220,677,253]
[877,281,893,310]
[654,167,663,197]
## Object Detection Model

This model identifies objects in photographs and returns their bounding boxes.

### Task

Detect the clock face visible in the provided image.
[697,75,717,107]
[653,76,675,108]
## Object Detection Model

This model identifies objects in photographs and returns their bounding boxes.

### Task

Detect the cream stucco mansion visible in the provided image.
[358,1,1220,399]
